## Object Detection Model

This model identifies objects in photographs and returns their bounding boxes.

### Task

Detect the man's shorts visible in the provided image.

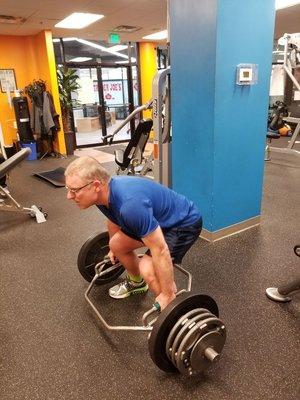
[162,218,202,264]
[121,218,202,264]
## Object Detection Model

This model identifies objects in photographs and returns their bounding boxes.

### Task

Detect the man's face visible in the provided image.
[65,174,96,209]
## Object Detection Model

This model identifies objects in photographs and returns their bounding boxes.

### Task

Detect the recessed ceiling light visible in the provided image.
[55,13,104,29]
[69,57,92,62]
[275,0,300,9]
[142,30,167,40]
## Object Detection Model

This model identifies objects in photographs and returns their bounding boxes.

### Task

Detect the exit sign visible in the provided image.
[108,33,120,44]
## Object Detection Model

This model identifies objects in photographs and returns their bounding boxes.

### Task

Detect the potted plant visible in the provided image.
[57,67,80,155]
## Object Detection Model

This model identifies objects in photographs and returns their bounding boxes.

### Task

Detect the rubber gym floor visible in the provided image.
[1,144,299,400]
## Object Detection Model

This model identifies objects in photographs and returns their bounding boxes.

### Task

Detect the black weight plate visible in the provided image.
[148,292,219,373]
[77,231,125,285]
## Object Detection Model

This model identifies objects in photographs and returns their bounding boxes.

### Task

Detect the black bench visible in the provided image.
[114,118,153,174]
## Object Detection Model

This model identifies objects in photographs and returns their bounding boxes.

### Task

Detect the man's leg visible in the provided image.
[109,230,143,276]
[108,230,148,299]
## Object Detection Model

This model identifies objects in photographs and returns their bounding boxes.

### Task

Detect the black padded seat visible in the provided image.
[115,119,153,170]
[0,148,30,179]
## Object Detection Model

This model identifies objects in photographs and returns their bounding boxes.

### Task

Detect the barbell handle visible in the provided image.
[142,303,161,326]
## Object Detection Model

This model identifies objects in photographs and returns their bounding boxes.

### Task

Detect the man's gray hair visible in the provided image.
[65,156,110,183]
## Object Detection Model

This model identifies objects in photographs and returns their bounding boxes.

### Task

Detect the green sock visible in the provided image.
[128,274,143,283]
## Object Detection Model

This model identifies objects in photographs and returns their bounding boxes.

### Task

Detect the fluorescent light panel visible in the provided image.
[52,38,135,62]
[275,0,300,9]
[109,45,128,52]
[69,57,92,62]
[52,37,77,43]
[55,13,104,29]
[62,37,78,42]
[76,38,129,59]
[142,30,167,40]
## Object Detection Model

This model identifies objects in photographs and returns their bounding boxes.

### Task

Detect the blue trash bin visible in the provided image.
[20,141,37,161]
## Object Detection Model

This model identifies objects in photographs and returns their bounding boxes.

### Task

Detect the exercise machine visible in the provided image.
[77,231,226,376]
[113,119,153,175]
[152,66,171,187]
[268,33,300,161]
[103,101,154,176]
[267,115,300,161]
[103,65,172,185]
[265,101,287,161]
[266,245,300,302]
[278,33,300,93]
[0,148,47,223]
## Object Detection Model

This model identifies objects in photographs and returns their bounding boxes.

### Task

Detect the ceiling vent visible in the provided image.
[112,25,141,33]
[0,15,26,24]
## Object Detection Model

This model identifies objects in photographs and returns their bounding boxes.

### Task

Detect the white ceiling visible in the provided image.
[0,0,167,42]
[0,0,298,43]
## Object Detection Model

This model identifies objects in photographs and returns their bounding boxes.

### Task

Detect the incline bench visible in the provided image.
[0,148,47,223]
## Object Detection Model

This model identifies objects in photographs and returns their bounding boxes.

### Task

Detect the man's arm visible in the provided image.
[142,226,176,308]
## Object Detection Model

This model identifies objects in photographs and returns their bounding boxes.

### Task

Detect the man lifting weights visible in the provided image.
[65,156,202,310]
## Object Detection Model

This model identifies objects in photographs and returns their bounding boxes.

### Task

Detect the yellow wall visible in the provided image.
[138,42,158,119]
[0,31,66,154]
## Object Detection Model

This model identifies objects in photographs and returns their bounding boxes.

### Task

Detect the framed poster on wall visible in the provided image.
[0,69,17,93]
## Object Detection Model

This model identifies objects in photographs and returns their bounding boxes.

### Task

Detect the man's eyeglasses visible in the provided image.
[65,181,94,195]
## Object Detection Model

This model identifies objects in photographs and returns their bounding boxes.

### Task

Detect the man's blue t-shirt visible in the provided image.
[97,176,201,239]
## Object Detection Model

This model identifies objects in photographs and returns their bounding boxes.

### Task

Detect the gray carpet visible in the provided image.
[0,155,299,400]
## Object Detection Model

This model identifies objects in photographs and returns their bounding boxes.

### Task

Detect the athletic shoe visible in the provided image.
[109,276,148,299]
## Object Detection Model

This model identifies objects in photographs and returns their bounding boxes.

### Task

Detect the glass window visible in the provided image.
[53,39,140,146]
[131,66,139,106]
[53,41,63,65]
[102,67,128,114]
[53,38,138,66]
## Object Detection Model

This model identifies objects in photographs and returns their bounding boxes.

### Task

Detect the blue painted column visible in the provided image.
[169,0,275,239]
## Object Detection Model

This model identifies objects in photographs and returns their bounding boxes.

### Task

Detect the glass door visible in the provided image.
[53,39,140,147]
[101,66,131,142]
[71,67,104,147]
[69,66,135,147]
